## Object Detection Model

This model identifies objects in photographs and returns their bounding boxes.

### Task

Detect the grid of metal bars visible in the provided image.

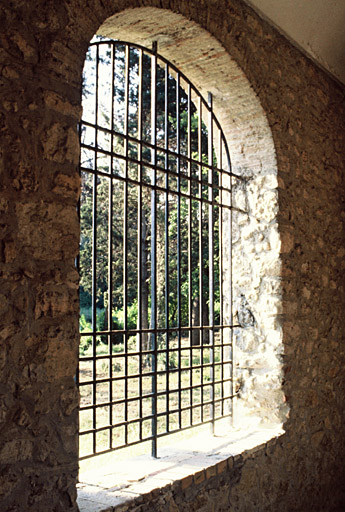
[78,39,237,460]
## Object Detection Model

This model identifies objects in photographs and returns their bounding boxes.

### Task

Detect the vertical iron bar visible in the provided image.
[219,132,224,417]
[187,83,193,427]
[208,92,215,434]
[164,62,170,433]
[198,96,204,423]
[91,43,100,455]
[108,42,115,449]
[137,48,143,441]
[76,121,82,391]
[150,42,158,458]
[92,177,97,455]
[228,141,234,426]
[123,44,130,447]
[176,71,182,430]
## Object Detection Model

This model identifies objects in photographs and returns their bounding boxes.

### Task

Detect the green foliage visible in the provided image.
[80,40,222,345]
[112,300,140,331]
[80,313,92,355]
[168,351,178,369]
[79,286,91,309]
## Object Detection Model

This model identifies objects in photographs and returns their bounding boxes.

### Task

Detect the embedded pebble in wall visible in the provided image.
[237,295,255,328]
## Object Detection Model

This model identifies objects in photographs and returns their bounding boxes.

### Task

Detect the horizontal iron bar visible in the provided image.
[81,120,240,181]
[79,347,233,363]
[85,40,233,171]
[80,396,235,430]
[81,137,235,188]
[80,378,234,405]
[81,165,237,212]
[80,324,240,336]
[79,411,232,461]
[79,374,234,401]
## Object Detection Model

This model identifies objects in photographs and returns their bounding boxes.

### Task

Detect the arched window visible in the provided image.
[78,39,239,460]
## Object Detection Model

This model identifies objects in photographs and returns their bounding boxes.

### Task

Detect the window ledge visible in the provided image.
[77,424,283,512]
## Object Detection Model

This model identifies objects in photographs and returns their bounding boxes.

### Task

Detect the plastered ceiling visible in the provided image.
[245,0,345,85]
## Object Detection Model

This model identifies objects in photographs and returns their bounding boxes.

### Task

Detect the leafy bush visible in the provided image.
[80,301,146,350]
[80,313,92,355]
[79,286,92,310]
[112,300,138,331]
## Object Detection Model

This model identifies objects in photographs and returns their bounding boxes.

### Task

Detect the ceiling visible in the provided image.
[244,0,345,85]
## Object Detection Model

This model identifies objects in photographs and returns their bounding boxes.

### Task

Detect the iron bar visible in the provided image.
[76,121,82,403]
[91,44,100,455]
[228,133,234,426]
[187,83,193,427]
[78,40,234,461]
[219,131,224,417]
[138,47,144,442]
[79,407,232,462]
[79,125,242,182]
[150,41,158,458]
[176,71,182,431]
[108,42,116,450]
[79,363,233,386]
[208,92,215,434]
[80,323,237,334]
[123,44,130,447]
[80,390,234,415]
[80,159,238,212]
[164,62,170,433]
[198,95,204,423]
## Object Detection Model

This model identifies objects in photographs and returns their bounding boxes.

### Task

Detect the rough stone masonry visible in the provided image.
[0,0,344,511]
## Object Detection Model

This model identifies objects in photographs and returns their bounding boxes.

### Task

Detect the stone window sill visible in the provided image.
[77,424,283,512]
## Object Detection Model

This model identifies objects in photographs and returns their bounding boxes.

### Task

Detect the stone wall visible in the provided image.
[0,0,344,511]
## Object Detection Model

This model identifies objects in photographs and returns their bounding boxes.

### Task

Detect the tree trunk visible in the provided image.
[192,296,200,346]
[202,296,209,344]
[191,295,209,345]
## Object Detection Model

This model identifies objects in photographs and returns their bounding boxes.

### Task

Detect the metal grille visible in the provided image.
[78,39,237,460]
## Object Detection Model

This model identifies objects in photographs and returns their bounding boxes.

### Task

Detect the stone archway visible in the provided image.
[4,0,345,510]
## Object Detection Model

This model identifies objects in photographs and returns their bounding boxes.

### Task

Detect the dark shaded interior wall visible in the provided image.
[0,0,344,510]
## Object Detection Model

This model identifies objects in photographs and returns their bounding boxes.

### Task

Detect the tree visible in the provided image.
[80,39,221,351]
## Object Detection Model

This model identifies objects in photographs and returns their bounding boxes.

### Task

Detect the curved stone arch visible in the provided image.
[93,7,286,427]
[99,7,276,182]
[2,0,344,510]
